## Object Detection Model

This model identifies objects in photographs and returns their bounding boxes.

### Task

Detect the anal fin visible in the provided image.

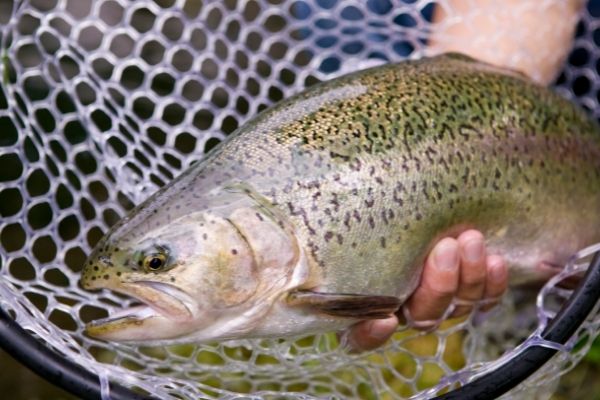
[287,290,401,319]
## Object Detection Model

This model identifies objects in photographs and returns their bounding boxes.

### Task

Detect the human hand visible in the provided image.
[342,230,508,352]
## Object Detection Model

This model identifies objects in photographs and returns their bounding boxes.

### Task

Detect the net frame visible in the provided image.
[1,0,600,399]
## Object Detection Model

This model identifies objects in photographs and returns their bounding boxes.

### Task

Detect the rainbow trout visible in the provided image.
[81,54,600,345]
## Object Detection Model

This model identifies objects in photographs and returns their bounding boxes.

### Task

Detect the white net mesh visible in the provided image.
[1,0,600,399]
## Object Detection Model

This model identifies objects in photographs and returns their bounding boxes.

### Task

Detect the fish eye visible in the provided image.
[143,253,167,271]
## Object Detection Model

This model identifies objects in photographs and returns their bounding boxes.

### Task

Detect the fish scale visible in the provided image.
[81,54,600,344]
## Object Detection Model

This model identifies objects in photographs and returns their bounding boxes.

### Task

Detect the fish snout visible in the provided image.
[98,255,114,267]
[79,270,99,290]
[80,256,116,290]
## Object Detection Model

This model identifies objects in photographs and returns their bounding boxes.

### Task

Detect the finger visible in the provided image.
[481,254,508,311]
[403,238,460,324]
[452,230,487,317]
[341,316,399,352]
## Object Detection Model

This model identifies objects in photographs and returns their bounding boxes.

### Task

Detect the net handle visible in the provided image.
[0,308,159,400]
[435,250,600,400]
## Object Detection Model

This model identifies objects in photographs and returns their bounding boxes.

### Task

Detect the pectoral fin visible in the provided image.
[287,290,401,319]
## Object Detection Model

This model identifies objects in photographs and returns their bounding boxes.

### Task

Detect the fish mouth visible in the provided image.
[85,281,196,340]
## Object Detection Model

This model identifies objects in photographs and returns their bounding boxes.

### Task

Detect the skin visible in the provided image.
[428,0,584,85]
[345,230,508,351]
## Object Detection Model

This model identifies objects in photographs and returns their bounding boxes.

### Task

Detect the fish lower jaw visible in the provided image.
[84,303,199,343]
[84,282,200,342]
[85,304,167,335]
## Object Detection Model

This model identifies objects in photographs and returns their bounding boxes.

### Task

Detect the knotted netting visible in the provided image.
[1,0,600,398]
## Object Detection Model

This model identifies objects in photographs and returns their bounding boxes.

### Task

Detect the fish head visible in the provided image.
[80,209,270,344]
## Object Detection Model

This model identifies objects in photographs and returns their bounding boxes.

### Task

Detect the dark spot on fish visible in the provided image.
[343,212,351,229]
[324,231,334,242]
[381,210,389,225]
[93,266,99,271]
[116,272,122,277]
[170,277,176,282]
[103,274,110,280]
[203,233,208,240]
[231,249,238,255]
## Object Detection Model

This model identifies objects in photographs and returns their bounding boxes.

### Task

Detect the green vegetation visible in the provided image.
[584,337,600,364]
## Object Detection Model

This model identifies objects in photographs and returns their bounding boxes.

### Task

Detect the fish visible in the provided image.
[80,54,600,346]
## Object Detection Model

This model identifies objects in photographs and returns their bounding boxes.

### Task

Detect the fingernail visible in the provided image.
[368,319,396,341]
[464,238,484,263]
[434,240,458,270]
